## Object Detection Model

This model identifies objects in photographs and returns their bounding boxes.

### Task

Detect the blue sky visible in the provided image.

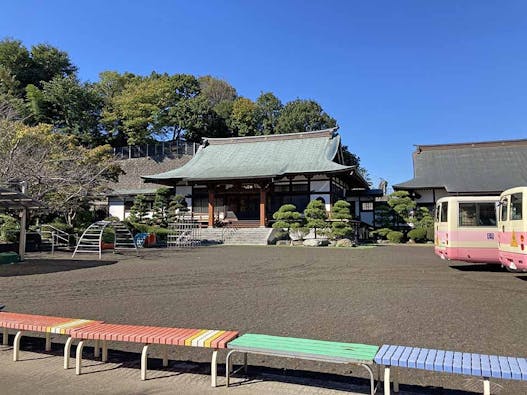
[2,1,526,188]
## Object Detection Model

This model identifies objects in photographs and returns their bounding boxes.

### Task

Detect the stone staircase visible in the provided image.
[199,227,272,246]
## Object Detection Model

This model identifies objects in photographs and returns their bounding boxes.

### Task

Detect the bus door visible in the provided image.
[435,200,448,248]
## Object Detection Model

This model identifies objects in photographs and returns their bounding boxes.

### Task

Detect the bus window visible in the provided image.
[440,202,448,222]
[478,203,497,226]
[435,205,441,222]
[500,197,509,221]
[459,203,477,226]
[511,193,523,220]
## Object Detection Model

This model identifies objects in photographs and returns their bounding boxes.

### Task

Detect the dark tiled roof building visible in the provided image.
[394,139,527,207]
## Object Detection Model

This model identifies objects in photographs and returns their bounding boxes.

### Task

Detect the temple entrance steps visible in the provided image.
[199,228,272,245]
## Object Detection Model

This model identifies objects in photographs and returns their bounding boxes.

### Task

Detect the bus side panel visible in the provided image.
[445,228,500,264]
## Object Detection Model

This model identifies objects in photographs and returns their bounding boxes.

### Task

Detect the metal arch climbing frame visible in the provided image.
[72,221,138,259]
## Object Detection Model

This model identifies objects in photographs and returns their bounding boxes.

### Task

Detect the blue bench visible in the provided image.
[374,345,527,395]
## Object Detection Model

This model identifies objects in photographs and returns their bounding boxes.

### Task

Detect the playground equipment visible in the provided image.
[434,196,500,264]
[72,221,138,259]
[497,186,527,272]
[167,219,201,248]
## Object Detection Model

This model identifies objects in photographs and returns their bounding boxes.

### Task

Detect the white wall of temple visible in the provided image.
[108,198,126,220]
[414,188,449,205]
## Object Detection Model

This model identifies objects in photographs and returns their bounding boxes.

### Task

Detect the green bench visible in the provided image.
[226,333,379,394]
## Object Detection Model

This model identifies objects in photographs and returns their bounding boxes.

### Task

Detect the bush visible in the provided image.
[372,227,392,239]
[426,225,434,241]
[408,227,427,243]
[387,231,404,243]
[46,222,74,234]
[0,214,20,242]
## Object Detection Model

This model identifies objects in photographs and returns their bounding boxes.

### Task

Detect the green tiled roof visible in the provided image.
[142,129,356,183]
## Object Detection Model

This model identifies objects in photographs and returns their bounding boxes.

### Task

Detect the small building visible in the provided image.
[141,128,377,227]
[393,138,527,209]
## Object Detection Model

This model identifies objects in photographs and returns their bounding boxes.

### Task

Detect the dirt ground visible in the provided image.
[0,245,526,394]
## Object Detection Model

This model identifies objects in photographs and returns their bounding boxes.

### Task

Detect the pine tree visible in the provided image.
[331,200,353,239]
[167,194,188,224]
[151,187,171,227]
[128,194,149,224]
[304,199,328,239]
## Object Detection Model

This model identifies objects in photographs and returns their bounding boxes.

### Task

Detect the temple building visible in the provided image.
[141,128,377,227]
[394,138,527,210]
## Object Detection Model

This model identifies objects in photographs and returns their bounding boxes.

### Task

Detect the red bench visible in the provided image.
[0,312,102,368]
[70,322,238,386]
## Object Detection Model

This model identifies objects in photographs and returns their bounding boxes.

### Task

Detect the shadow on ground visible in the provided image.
[448,264,506,272]
[0,259,116,277]
[2,336,481,395]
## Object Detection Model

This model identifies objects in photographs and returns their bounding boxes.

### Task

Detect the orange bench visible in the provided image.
[70,323,238,386]
[0,312,102,368]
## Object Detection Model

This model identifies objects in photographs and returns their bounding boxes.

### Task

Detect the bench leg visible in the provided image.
[102,340,108,362]
[225,349,237,387]
[94,339,100,358]
[211,350,218,387]
[141,344,149,381]
[483,378,490,395]
[2,327,8,346]
[384,366,391,395]
[359,363,376,395]
[45,332,52,351]
[13,331,22,361]
[76,340,85,375]
[64,337,73,369]
[162,345,168,367]
[393,367,399,392]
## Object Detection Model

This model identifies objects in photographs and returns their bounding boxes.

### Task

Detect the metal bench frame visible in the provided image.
[226,347,379,395]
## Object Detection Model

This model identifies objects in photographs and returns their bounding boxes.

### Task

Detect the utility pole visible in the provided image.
[19,181,27,261]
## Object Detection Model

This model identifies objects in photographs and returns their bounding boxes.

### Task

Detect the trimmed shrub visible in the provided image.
[426,225,435,241]
[372,227,392,239]
[408,227,427,243]
[387,231,404,243]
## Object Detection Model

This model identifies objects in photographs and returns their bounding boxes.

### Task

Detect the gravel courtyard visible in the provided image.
[0,245,525,394]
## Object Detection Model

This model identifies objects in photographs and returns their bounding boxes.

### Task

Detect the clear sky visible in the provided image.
[2,1,526,188]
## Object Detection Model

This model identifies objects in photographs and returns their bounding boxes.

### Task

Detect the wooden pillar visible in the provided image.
[259,188,267,227]
[208,187,215,227]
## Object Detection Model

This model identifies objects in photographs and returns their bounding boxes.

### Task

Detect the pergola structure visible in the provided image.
[0,186,42,260]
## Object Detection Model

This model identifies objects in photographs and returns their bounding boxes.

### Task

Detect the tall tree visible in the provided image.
[26,75,103,146]
[304,199,328,239]
[230,97,258,136]
[0,108,121,225]
[255,92,282,135]
[198,75,237,106]
[276,99,336,133]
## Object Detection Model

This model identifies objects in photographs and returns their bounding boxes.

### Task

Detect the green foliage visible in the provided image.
[255,92,282,135]
[426,225,435,241]
[304,199,328,238]
[27,75,103,146]
[374,204,393,228]
[151,187,172,227]
[230,97,257,136]
[408,227,427,243]
[0,214,20,242]
[129,194,149,224]
[198,75,237,106]
[276,99,336,133]
[331,200,353,239]
[167,194,188,223]
[387,231,404,243]
[272,204,302,231]
[371,227,392,239]
[387,191,416,223]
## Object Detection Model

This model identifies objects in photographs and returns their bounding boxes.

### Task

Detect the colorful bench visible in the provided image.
[226,334,379,395]
[0,311,102,368]
[375,345,527,395]
[70,322,238,387]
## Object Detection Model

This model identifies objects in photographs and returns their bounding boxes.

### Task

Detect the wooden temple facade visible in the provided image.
[142,128,373,228]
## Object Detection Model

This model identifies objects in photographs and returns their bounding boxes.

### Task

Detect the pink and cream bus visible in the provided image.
[497,187,527,272]
[434,196,500,263]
